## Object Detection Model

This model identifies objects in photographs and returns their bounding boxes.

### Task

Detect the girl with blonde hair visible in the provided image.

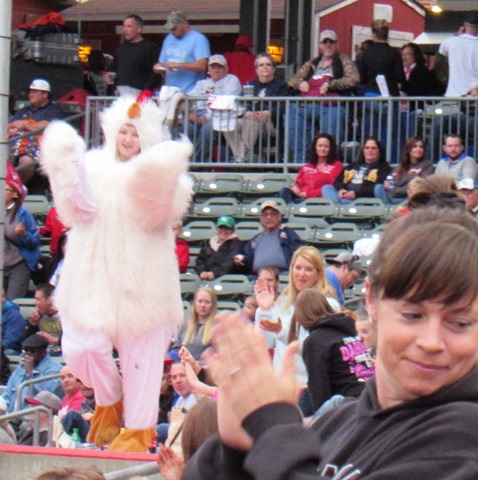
[179,287,218,360]
[254,246,339,415]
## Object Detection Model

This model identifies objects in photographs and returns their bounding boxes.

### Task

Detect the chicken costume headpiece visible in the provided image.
[100,95,169,157]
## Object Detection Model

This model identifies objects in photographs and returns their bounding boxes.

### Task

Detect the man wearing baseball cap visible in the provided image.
[196,216,243,280]
[458,178,478,217]
[17,390,62,446]
[186,54,242,162]
[287,29,359,163]
[234,200,303,275]
[155,11,210,93]
[325,252,362,304]
[8,77,66,193]
[1,333,62,413]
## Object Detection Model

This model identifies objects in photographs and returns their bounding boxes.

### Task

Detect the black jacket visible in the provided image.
[303,313,374,411]
[184,368,478,479]
[195,237,243,278]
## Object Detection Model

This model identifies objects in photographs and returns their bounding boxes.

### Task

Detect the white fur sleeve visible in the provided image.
[41,121,97,225]
[128,138,194,230]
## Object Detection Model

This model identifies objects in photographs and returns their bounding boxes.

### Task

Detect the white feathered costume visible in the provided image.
[41,96,193,451]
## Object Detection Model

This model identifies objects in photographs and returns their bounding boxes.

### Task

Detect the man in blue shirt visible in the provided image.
[2,289,26,354]
[325,252,362,305]
[155,11,210,93]
[1,334,62,413]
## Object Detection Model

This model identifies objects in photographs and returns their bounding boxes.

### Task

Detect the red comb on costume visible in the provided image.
[136,90,153,104]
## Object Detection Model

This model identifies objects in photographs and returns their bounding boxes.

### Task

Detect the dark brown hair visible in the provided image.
[306,133,339,166]
[288,288,335,343]
[398,136,426,177]
[181,397,218,461]
[368,208,478,306]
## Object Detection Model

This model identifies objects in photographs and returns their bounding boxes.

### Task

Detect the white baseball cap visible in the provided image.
[29,79,51,92]
[208,55,227,66]
[458,178,478,191]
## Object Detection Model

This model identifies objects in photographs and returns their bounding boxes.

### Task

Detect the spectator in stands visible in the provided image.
[435,134,477,183]
[3,162,41,300]
[438,13,478,97]
[155,12,210,93]
[242,296,258,323]
[156,362,197,444]
[157,398,219,480]
[360,19,404,98]
[224,35,256,86]
[83,50,114,97]
[2,288,26,355]
[235,52,290,162]
[234,200,303,275]
[288,30,359,163]
[325,252,362,305]
[173,222,190,274]
[18,390,62,446]
[186,55,242,162]
[458,178,478,218]
[1,350,11,385]
[36,465,105,480]
[184,208,478,480]
[25,284,61,355]
[374,136,434,205]
[2,334,62,413]
[8,78,66,193]
[359,20,404,151]
[399,43,436,140]
[158,363,175,425]
[114,14,159,96]
[195,216,243,280]
[322,136,391,204]
[178,287,218,360]
[39,206,66,256]
[254,246,339,416]
[291,289,374,411]
[279,133,343,203]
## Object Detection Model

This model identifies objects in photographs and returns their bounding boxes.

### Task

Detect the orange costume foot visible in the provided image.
[109,427,156,452]
[87,398,123,447]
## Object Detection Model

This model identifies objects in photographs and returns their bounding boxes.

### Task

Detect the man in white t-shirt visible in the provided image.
[439,14,478,97]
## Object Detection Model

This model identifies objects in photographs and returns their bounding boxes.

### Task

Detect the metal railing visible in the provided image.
[85,95,478,172]
[0,405,54,446]
[15,373,61,413]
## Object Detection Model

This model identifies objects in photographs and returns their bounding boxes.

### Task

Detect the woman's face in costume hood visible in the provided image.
[116,123,141,161]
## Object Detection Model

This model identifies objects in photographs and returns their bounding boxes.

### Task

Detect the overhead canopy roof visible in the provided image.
[413,31,453,45]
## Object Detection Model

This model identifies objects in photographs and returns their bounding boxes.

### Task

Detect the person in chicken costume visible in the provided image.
[40,95,194,452]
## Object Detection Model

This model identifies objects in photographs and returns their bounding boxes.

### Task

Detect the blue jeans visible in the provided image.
[186,120,214,162]
[279,187,303,204]
[374,184,405,205]
[321,184,352,204]
[62,410,90,443]
[287,102,346,164]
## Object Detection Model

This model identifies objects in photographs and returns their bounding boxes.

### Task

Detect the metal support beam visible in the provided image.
[285,0,314,71]
[239,0,270,54]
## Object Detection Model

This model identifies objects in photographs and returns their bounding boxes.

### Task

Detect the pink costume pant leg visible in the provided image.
[115,323,174,430]
[61,320,123,407]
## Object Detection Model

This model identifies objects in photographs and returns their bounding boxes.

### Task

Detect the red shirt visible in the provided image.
[175,239,190,274]
[295,160,343,197]
[58,389,85,419]
[39,206,66,254]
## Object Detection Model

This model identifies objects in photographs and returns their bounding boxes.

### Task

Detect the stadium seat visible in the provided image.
[190,196,241,220]
[180,273,201,299]
[284,222,314,242]
[332,198,387,227]
[195,173,244,198]
[239,197,288,219]
[205,274,252,300]
[181,221,216,244]
[235,221,262,241]
[23,195,50,224]
[12,297,36,319]
[288,198,337,225]
[217,300,242,312]
[310,222,360,248]
[242,173,293,198]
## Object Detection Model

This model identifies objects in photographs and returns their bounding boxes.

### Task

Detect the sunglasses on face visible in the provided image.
[321,40,336,45]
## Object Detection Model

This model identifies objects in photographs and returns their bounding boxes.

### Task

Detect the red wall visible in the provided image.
[320,0,425,56]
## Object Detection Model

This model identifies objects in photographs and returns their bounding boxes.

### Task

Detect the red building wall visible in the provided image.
[319,0,425,56]
[12,0,63,29]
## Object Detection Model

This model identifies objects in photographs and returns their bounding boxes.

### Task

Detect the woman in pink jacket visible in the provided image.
[280,133,343,203]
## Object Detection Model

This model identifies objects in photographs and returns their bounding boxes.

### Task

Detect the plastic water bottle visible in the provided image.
[71,427,81,446]
[386,174,395,189]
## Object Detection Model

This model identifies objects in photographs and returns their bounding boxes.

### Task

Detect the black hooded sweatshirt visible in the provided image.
[303,313,374,411]
[184,368,478,480]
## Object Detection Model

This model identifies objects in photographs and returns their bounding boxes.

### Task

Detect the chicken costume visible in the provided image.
[41,96,193,452]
